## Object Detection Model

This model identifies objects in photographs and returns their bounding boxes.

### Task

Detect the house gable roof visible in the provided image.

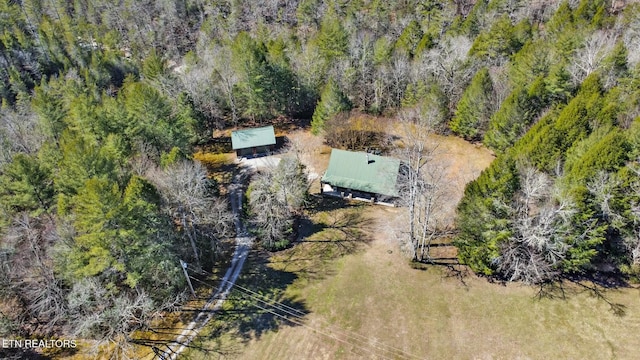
[321,149,400,197]
[231,125,276,150]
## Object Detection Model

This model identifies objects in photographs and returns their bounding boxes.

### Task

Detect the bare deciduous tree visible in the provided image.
[0,107,43,166]
[489,66,513,112]
[148,160,234,269]
[394,111,448,262]
[624,168,640,269]
[3,213,67,333]
[389,55,411,108]
[569,30,616,85]
[622,11,640,67]
[418,35,475,109]
[291,42,329,92]
[248,157,308,250]
[587,171,624,227]
[129,141,159,177]
[209,46,240,126]
[180,44,237,128]
[496,167,576,284]
[67,277,155,360]
[347,31,375,111]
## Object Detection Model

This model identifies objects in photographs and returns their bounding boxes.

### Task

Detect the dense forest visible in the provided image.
[0,0,639,356]
[453,2,640,285]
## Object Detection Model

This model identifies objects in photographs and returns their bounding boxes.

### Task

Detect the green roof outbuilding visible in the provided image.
[231,126,276,150]
[321,149,401,197]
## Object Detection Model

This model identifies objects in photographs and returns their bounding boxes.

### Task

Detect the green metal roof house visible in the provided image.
[231,125,276,157]
[321,149,401,203]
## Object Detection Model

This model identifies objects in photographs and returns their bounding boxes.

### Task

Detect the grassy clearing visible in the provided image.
[187,212,640,359]
[193,151,236,194]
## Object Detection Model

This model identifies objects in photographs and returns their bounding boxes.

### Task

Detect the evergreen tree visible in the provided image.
[141,50,166,83]
[315,8,349,61]
[59,176,182,296]
[121,80,193,152]
[31,81,68,146]
[0,153,54,214]
[231,32,271,120]
[311,78,351,135]
[454,157,519,275]
[470,16,531,64]
[450,68,494,140]
[395,20,423,58]
[484,76,549,152]
[483,85,530,151]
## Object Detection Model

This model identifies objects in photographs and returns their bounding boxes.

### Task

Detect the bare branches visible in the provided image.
[622,11,640,67]
[179,44,237,128]
[394,117,449,262]
[148,160,235,267]
[67,277,154,359]
[622,168,640,268]
[3,213,67,333]
[496,166,576,284]
[569,30,616,85]
[248,157,308,250]
[418,36,475,108]
[0,107,43,166]
[587,171,624,226]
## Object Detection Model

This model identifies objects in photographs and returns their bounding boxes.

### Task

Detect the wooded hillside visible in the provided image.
[1,0,639,356]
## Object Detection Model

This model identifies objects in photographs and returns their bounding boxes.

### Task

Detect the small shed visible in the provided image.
[321,149,401,205]
[231,125,276,158]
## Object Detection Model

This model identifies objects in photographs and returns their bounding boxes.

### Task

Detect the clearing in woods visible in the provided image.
[182,131,640,360]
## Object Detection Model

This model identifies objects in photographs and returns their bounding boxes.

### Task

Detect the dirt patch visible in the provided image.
[428,133,494,224]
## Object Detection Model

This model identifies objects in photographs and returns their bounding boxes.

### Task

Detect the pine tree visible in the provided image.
[395,20,423,58]
[470,16,530,63]
[0,153,54,214]
[483,76,550,152]
[315,8,349,61]
[450,68,494,140]
[60,176,182,295]
[311,78,351,135]
[231,32,275,121]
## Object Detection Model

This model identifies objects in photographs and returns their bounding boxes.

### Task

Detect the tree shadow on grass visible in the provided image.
[408,241,632,317]
[407,241,473,288]
[273,201,374,281]
[132,249,309,359]
[304,194,353,214]
[535,275,630,317]
[301,196,374,241]
[435,263,631,316]
[132,190,374,358]
[194,250,308,356]
[411,260,472,290]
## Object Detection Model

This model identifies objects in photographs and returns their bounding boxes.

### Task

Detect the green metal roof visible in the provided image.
[321,149,400,197]
[231,125,276,150]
